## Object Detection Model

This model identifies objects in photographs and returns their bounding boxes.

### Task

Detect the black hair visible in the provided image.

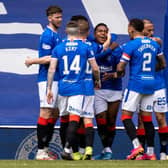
[143,18,153,24]
[94,23,108,32]
[70,15,88,22]
[129,18,144,32]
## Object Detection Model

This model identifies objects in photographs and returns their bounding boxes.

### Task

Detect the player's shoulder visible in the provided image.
[41,27,59,40]
[83,39,92,46]
[77,40,92,49]
[123,39,136,49]
[41,27,52,36]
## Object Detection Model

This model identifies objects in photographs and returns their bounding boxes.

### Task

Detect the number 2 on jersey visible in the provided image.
[142,53,152,71]
[62,55,81,74]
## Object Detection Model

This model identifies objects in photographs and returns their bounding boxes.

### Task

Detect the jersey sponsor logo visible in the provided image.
[100,65,113,73]
[68,106,81,114]
[15,130,63,160]
[42,43,52,50]
[81,111,92,116]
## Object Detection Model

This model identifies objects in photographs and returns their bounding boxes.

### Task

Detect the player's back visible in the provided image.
[125,37,161,94]
[52,39,94,96]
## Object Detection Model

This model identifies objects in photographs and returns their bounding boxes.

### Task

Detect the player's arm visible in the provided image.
[116,42,131,77]
[46,57,58,104]
[156,54,166,71]
[116,61,127,77]
[88,58,101,89]
[25,55,51,67]
[102,47,123,80]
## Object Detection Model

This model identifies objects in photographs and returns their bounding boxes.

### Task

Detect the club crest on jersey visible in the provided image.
[15,130,63,160]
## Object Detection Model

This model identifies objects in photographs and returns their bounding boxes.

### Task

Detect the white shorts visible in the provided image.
[122,89,154,112]
[58,95,84,117]
[153,88,168,113]
[81,96,95,118]
[38,81,58,108]
[94,89,122,115]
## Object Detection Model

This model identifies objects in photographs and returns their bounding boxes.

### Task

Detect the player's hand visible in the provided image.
[94,79,101,89]
[103,32,111,51]
[25,56,32,67]
[102,72,111,81]
[151,37,162,46]
[107,32,111,41]
[47,89,53,104]
[102,72,117,81]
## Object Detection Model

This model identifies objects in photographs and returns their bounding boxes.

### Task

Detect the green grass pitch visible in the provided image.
[0,160,168,168]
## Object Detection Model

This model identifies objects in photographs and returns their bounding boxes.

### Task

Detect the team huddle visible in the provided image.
[25,5,168,161]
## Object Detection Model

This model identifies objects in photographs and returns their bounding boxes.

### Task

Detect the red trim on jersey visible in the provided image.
[96,118,107,125]
[85,123,93,128]
[69,114,80,122]
[37,117,48,125]
[158,126,168,133]
[121,115,132,121]
[60,115,69,123]
[48,118,57,124]
[77,127,86,134]
[136,128,146,135]
[141,115,152,122]
[122,53,130,60]
[107,125,116,131]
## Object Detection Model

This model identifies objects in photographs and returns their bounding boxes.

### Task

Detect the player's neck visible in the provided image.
[79,36,87,41]
[133,33,144,39]
[67,35,79,41]
[47,25,58,32]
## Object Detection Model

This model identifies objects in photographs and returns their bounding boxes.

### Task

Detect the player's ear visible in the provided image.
[142,29,145,34]
[48,16,52,22]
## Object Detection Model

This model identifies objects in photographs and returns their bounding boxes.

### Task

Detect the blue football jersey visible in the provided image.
[151,36,166,90]
[83,39,95,96]
[120,37,162,94]
[38,26,61,82]
[93,42,123,90]
[52,39,95,96]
